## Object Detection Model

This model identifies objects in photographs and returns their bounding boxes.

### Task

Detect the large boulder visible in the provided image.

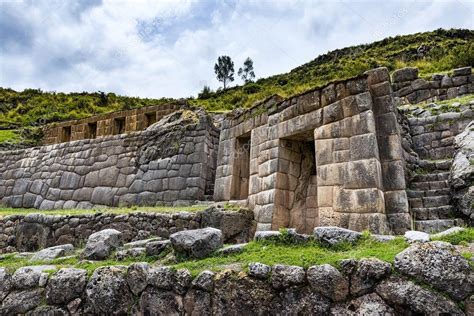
[394,241,474,301]
[84,266,133,315]
[30,244,74,261]
[314,226,362,246]
[376,276,463,315]
[450,121,474,224]
[82,229,123,260]
[170,227,223,259]
[46,268,87,305]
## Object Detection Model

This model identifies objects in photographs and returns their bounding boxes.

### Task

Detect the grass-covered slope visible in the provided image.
[0,29,472,134]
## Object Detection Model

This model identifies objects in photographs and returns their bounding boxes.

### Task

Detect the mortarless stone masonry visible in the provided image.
[0,109,219,209]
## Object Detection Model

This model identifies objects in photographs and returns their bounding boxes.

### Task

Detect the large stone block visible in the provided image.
[317,163,346,186]
[384,190,409,214]
[345,159,382,189]
[392,67,418,83]
[334,187,385,214]
[349,134,379,161]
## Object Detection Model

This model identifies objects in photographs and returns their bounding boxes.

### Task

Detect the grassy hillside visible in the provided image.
[0,28,473,145]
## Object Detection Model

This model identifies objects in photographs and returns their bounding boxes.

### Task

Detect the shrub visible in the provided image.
[243,83,261,94]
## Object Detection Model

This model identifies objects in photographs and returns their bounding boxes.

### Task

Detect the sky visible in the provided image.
[0,0,473,98]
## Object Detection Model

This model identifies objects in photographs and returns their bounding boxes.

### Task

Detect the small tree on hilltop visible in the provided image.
[214,56,234,90]
[238,57,255,83]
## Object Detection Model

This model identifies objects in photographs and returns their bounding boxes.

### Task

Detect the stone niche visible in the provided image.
[0,109,219,209]
[215,68,412,234]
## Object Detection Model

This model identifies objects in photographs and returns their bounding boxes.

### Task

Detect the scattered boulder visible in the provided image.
[330,293,395,316]
[170,227,223,259]
[314,226,362,246]
[340,258,391,296]
[145,240,171,256]
[307,264,348,302]
[248,262,271,279]
[404,230,429,243]
[30,244,74,261]
[46,268,87,305]
[217,243,247,255]
[271,264,305,289]
[394,241,474,301]
[115,247,146,260]
[85,266,133,315]
[82,229,123,260]
[376,276,463,315]
[254,230,281,242]
[126,262,150,296]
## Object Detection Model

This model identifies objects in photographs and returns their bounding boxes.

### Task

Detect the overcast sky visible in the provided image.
[0,0,473,98]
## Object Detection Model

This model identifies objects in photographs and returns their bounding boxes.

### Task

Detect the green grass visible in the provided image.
[432,93,474,107]
[0,130,20,143]
[0,28,473,146]
[0,235,408,277]
[431,227,474,245]
[0,205,209,217]
[173,236,409,277]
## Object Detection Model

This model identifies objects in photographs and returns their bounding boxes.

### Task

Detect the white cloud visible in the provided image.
[0,0,472,98]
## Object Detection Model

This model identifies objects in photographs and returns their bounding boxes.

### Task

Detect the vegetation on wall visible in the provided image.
[0,28,472,145]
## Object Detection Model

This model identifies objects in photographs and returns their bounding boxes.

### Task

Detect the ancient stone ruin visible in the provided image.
[0,66,473,236]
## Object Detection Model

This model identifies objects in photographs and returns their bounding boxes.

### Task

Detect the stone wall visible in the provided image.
[0,207,255,253]
[0,242,471,315]
[0,109,219,209]
[43,102,185,145]
[214,68,410,234]
[392,66,473,104]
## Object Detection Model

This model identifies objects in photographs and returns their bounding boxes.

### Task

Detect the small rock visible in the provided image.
[30,244,74,262]
[170,227,223,259]
[271,264,305,289]
[314,226,362,246]
[248,262,271,279]
[115,247,146,260]
[145,240,171,256]
[67,298,82,315]
[11,265,56,289]
[372,234,396,242]
[404,230,429,243]
[254,231,281,242]
[192,270,215,292]
[307,264,348,302]
[124,237,162,249]
[217,243,247,255]
[82,229,123,260]
[431,226,465,238]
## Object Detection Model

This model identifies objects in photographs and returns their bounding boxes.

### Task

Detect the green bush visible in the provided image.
[243,83,261,94]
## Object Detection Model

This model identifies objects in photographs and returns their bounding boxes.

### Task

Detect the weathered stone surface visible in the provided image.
[147,266,175,290]
[376,276,463,315]
[192,270,215,292]
[126,262,150,296]
[341,258,391,296]
[82,229,123,260]
[330,293,395,316]
[11,265,54,289]
[170,227,223,259]
[271,264,305,289]
[431,226,465,238]
[248,262,271,279]
[184,289,212,315]
[85,266,133,315]
[314,226,362,246]
[46,268,87,305]
[0,268,12,301]
[395,241,474,301]
[30,244,74,261]
[254,230,281,241]
[139,288,183,315]
[115,247,146,260]
[216,243,247,255]
[174,268,192,295]
[0,289,44,315]
[307,264,348,302]
[392,67,418,82]
[271,287,331,315]
[404,230,429,242]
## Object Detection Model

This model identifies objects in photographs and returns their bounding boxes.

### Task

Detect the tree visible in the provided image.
[238,57,256,83]
[198,85,212,99]
[214,56,234,90]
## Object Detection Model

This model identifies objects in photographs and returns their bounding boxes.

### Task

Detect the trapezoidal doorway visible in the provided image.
[230,133,251,200]
[275,131,318,234]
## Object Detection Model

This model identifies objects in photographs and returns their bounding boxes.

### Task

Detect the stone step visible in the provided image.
[406,188,450,198]
[410,180,449,191]
[411,206,454,220]
[417,159,453,171]
[414,219,464,234]
[409,196,451,209]
[411,172,450,183]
